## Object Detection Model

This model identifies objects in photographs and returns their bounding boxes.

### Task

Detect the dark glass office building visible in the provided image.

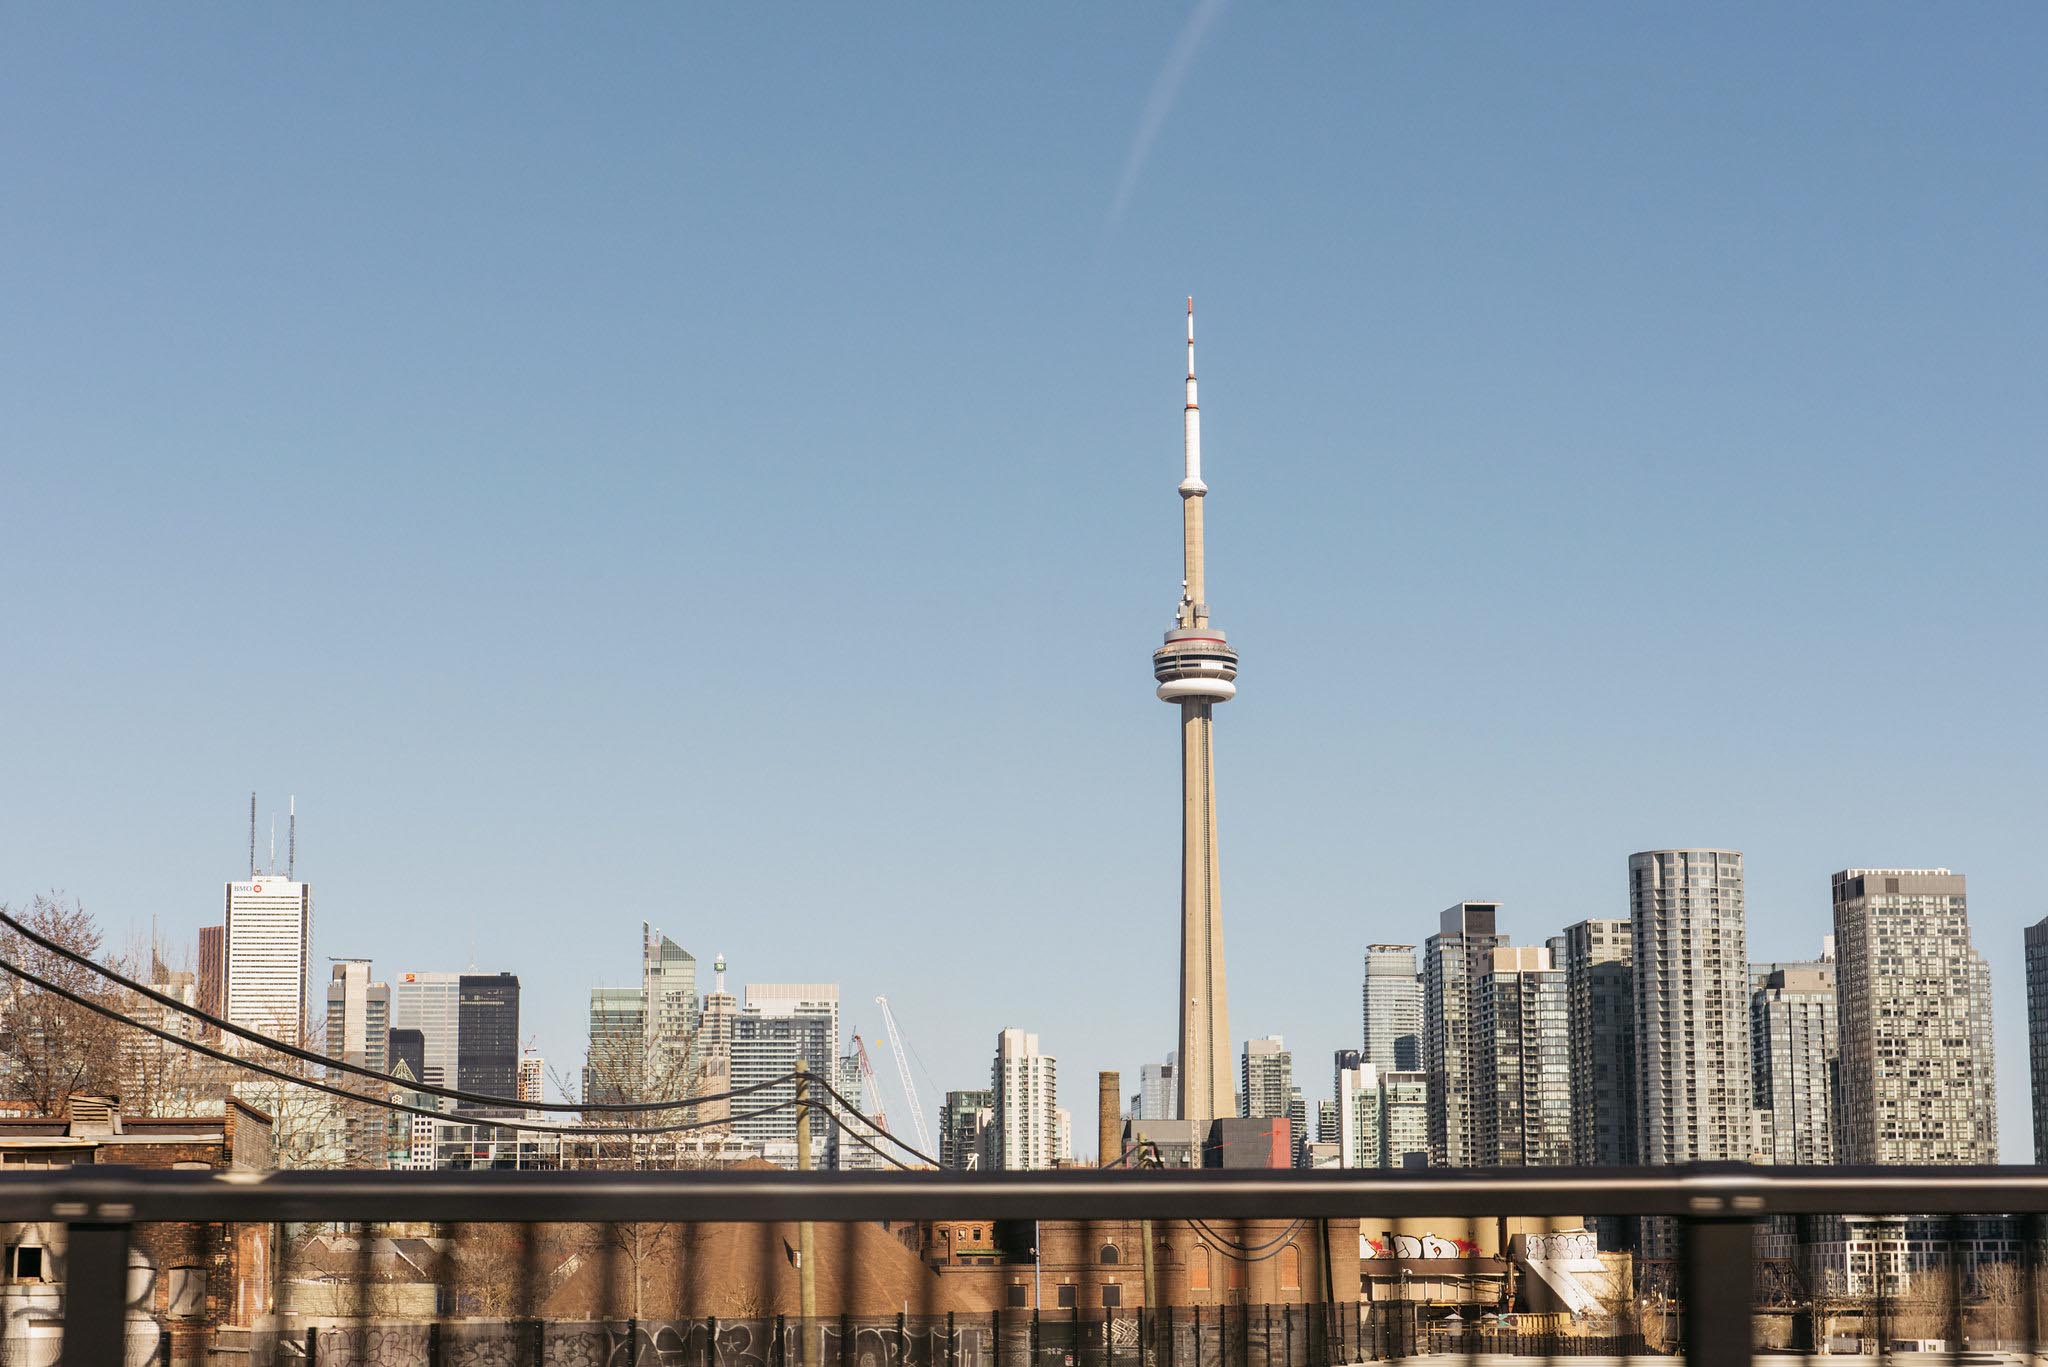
[457,973,521,1109]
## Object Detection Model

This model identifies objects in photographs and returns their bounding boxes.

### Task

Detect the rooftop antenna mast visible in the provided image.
[248,792,257,878]
[268,816,277,875]
[288,796,296,880]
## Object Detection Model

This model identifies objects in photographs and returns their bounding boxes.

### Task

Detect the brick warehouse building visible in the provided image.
[0,1094,274,1365]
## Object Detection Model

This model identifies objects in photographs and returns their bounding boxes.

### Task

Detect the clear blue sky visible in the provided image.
[5,5,2045,1156]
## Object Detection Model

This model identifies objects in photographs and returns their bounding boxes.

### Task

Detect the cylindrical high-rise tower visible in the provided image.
[1153,299,1237,1123]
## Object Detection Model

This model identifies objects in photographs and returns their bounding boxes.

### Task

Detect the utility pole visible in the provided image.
[795,1062,817,1362]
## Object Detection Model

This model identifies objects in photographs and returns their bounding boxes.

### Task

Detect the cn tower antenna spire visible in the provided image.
[1151,297,1237,1124]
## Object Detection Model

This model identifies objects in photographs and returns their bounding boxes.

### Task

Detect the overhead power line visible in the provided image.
[0,906,776,1114]
[806,1072,943,1167]
[0,954,799,1140]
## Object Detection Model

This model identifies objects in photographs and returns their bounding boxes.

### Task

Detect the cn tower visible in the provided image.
[1152,298,1238,1123]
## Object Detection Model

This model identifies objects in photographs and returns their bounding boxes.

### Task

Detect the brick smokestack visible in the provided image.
[1098,1071,1122,1167]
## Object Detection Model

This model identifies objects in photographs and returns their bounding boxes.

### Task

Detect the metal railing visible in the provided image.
[8,1163,2048,1366]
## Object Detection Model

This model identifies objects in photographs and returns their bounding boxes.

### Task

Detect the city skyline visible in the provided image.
[6,6,2047,1158]
[10,824,2016,1181]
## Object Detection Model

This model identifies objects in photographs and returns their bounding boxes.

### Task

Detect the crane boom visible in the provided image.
[851,1033,888,1132]
[873,995,935,1157]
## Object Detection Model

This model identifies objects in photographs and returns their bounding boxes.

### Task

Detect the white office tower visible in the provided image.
[731,984,839,1162]
[642,925,699,1093]
[1336,1061,1383,1168]
[990,1028,1060,1171]
[1136,1054,1178,1121]
[393,972,463,1089]
[1630,850,1752,1165]
[1362,944,1422,1072]
[1240,1036,1292,1119]
[1055,1106,1074,1164]
[1475,946,1571,1167]
[1832,869,1997,1163]
[325,961,391,1073]
[223,874,312,1044]
[1751,965,1836,1164]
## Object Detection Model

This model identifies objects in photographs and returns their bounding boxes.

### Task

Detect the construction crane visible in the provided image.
[873,995,934,1158]
[850,1033,888,1133]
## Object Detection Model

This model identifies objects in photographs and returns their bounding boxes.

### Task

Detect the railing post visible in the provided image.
[1683,1211,1755,1367]
[899,1311,909,1367]
[1164,1303,1175,1367]
[1032,1308,1041,1367]
[949,1311,959,1367]
[60,1216,132,1367]
[428,1320,445,1367]
[306,1325,319,1367]
[710,1315,722,1367]
[776,1314,787,1367]
[532,1318,546,1367]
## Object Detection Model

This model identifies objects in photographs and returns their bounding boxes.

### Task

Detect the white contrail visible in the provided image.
[1107,0,1231,229]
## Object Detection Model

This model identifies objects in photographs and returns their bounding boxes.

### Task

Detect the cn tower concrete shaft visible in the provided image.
[1177,697,1230,1120]
[1151,299,1237,1123]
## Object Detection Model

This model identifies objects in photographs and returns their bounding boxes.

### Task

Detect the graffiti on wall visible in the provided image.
[1360,1234,1478,1261]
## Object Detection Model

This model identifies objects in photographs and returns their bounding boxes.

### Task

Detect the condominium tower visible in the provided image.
[990,1028,1060,1171]
[1561,919,1635,1165]
[1335,1061,1382,1169]
[940,1088,993,1170]
[1833,869,1996,1163]
[2029,917,2048,1162]
[1362,944,1422,1072]
[1240,1036,1292,1119]
[1751,965,1836,1164]
[730,984,839,1156]
[1630,850,1752,1163]
[1151,300,1239,1124]
[1475,946,1571,1167]
[1422,902,1506,1167]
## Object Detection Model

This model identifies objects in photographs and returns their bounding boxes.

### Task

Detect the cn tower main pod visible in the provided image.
[1152,298,1238,1124]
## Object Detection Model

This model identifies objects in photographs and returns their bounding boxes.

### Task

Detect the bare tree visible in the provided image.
[107,933,236,1118]
[227,1013,398,1171]
[1890,1267,1958,1342]
[0,894,127,1115]
[569,1013,721,1171]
